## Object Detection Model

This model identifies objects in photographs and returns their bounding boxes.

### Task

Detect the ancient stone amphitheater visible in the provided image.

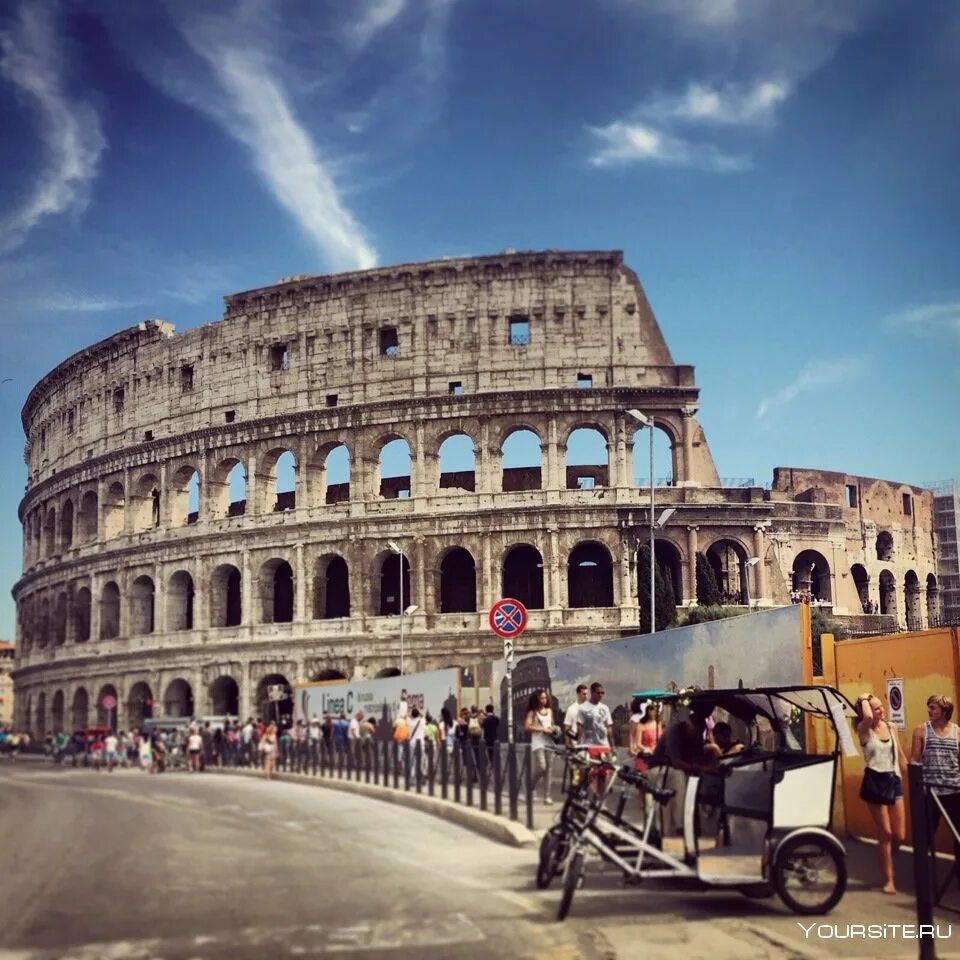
[12,251,939,734]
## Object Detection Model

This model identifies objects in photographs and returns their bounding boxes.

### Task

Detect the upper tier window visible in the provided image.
[509,316,530,346]
[379,327,400,357]
[270,343,289,372]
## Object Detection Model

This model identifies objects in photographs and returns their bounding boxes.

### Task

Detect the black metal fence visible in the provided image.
[221,738,539,830]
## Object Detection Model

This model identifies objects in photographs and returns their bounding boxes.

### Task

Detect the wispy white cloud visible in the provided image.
[642,80,789,127]
[885,302,960,340]
[39,293,141,312]
[587,120,747,171]
[756,357,867,419]
[0,2,106,253]
[345,0,406,50]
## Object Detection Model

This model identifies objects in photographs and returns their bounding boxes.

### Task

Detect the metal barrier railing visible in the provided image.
[220,738,537,829]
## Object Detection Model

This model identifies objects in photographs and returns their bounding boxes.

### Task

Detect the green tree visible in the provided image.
[657,563,677,630]
[683,604,746,625]
[637,545,676,632]
[811,607,848,642]
[695,551,721,606]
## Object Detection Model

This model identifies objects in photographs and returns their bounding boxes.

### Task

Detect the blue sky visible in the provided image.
[0,0,957,638]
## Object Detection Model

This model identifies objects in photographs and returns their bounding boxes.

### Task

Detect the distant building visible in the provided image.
[0,642,15,726]
[932,482,959,624]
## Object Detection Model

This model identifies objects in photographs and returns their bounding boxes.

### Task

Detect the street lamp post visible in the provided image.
[744,556,761,608]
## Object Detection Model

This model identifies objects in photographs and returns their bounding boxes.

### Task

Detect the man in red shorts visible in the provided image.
[577,682,614,793]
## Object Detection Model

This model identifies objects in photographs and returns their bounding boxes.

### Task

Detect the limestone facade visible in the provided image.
[10,251,940,735]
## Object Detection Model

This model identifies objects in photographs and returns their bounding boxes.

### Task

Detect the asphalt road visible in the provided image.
[1,763,956,960]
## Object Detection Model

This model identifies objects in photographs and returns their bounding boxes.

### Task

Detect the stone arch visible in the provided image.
[500,427,542,492]
[378,550,412,615]
[163,678,194,718]
[35,691,46,737]
[256,673,293,725]
[311,668,347,682]
[73,587,91,642]
[876,531,894,562]
[72,687,89,730]
[654,538,683,602]
[36,594,49,647]
[707,538,751,603]
[879,569,896,615]
[96,683,118,727]
[259,557,294,623]
[568,541,614,608]
[259,446,297,513]
[131,472,161,532]
[378,436,412,499]
[210,676,240,716]
[170,464,201,526]
[791,549,832,603]
[127,681,154,729]
[438,433,476,492]
[167,570,195,631]
[502,543,544,610]
[78,489,98,543]
[100,581,121,639]
[60,498,74,550]
[851,564,870,611]
[211,458,247,518]
[927,574,939,625]
[210,564,242,627]
[103,481,125,540]
[43,505,56,557]
[130,575,156,635]
[311,441,351,506]
[438,547,477,613]
[53,592,67,645]
[631,421,678,487]
[376,667,401,678]
[904,570,921,629]
[51,689,65,733]
[313,554,350,619]
[564,425,609,490]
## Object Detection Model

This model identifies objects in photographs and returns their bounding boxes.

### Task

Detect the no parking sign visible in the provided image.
[886,677,906,730]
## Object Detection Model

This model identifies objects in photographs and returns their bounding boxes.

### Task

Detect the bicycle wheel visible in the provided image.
[537,826,567,889]
[773,835,846,915]
[557,850,584,921]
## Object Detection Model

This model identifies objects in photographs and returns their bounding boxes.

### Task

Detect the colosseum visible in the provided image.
[11,250,940,735]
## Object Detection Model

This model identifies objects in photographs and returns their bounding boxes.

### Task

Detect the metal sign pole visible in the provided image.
[506,662,514,744]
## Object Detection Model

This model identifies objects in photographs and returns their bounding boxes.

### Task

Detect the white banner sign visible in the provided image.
[886,677,906,730]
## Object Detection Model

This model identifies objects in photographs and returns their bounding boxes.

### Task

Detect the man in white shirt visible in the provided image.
[577,682,614,793]
[104,732,119,772]
[563,685,589,744]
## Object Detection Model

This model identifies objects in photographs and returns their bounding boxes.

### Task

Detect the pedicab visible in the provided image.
[551,684,858,919]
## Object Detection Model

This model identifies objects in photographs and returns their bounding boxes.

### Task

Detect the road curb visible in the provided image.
[209,767,537,848]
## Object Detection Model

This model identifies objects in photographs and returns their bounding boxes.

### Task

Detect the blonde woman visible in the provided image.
[856,693,907,894]
[260,723,278,780]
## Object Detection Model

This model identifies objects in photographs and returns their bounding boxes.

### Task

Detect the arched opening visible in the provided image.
[904,570,921,630]
[211,459,246,518]
[72,687,89,730]
[256,674,292,726]
[439,434,476,492]
[311,669,347,682]
[73,588,91,642]
[131,473,161,532]
[52,592,67,645]
[103,481,125,540]
[51,690,65,733]
[227,462,247,516]
[259,558,294,623]
[379,552,412,615]
[100,581,120,640]
[315,443,350,505]
[568,541,614,608]
[259,447,297,512]
[79,490,98,543]
[210,676,240,716]
[163,678,194,718]
[564,427,608,490]
[35,692,46,737]
[851,564,870,612]
[876,531,894,562]
[879,570,896,616]
[707,539,750,604]
[127,681,154,729]
[170,465,201,526]
[167,571,195,631]
[60,500,74,550]
[378,437,412,499]
[210,564,242,627]
[791,550,832,603]
[927,574,939,625]
[502,544,545,609]
[501,428,541,492]
[654,539,683,604]
[631,423,676,487]
[439,547,477,612]
[43,506,56,557]
[313,555,350,619]
[130,576,155,635]
[375,667,401,678]
[96,684,118,727]
[36,595,49,647]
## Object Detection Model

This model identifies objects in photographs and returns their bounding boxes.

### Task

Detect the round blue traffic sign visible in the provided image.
[488,598,528,638]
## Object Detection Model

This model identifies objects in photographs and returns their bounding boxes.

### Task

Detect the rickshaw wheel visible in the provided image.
[557,851,585,921]
[537,827,566,889]
[773,835,846,915]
